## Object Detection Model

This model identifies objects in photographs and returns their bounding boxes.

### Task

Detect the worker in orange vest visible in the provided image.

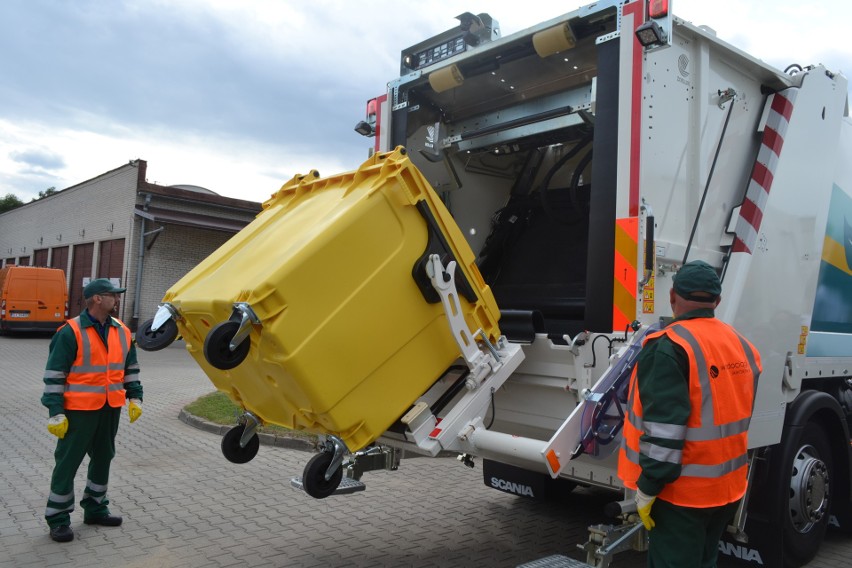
[41,279,143,543]
[617,260,762,567]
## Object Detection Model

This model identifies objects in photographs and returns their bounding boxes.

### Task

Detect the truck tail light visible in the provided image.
[648,0,669,19]
[354,98,378,137]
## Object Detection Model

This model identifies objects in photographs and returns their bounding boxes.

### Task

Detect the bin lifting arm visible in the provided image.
[426,254,502,388]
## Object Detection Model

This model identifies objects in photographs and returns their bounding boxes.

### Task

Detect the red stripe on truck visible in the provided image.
[739,198,763,229]
[732,88,798,255]
[751,161,774,191]
[771,92,794,122]
[763,126,784,156]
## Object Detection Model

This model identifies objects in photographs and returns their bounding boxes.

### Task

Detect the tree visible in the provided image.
[33,186,57,201]
[0,193,24,214]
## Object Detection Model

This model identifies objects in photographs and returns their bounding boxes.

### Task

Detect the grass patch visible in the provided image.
[184,391,314,438]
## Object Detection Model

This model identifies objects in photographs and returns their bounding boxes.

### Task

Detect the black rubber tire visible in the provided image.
[220,424,260,464]
[302,452,343,499]
[204,321,250,370]
[135,318,179,351]
[782,422,833,567]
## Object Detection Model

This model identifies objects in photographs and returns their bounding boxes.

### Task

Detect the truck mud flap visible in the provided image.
[718,515,782,567]
[483,459,576,501]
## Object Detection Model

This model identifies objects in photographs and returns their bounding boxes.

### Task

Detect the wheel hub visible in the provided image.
[789,444,830,531]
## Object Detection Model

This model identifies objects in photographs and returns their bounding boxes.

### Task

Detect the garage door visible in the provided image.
[33,249,48,266]
[50,246,69,274]
[97,238,125,281]
[69,243,93,313]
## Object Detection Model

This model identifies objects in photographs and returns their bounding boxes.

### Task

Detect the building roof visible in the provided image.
[133,159,262,233]
[134,205,254,233]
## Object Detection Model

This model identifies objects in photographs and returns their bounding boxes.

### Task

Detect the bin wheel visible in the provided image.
[302,452,343,499]
[204,321,250,370]
[136,318,179,351]
[221,424,260,464]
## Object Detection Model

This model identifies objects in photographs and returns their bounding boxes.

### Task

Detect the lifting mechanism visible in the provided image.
[144,255,652,565]
[289,253,526,498]
[285,253,651,567]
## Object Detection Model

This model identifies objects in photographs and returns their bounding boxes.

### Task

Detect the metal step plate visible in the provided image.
[516,555,594,568]
[289,476,367,496]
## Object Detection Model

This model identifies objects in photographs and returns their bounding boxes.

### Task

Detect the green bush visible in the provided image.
[184,391,311,437]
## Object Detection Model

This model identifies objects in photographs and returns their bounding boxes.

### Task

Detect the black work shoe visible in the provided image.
[83,515,123,527]
[50,525,74,542]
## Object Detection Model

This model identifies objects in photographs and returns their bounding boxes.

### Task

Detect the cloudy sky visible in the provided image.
[2,0,851,204]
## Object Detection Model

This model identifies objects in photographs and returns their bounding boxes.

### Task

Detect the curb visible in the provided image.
[178,409,317,453]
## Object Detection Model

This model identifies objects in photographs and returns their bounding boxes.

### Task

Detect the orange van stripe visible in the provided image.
[613,218,638,331]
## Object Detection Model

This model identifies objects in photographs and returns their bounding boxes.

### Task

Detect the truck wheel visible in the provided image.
[204,321,250,370]
[782,422,832,567]
[221,424,260,464]
[136,317,178,351]
[302,452,343,499]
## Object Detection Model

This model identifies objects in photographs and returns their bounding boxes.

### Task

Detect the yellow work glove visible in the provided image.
[47,414,69,439]
[635,489,656,530]
[128,399,142,423]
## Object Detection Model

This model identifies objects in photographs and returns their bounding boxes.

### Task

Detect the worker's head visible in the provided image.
[669,260,721,316]
[84,278,127,299]
[84,278,126,315]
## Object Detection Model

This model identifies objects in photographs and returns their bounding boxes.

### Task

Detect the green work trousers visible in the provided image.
[45,406,121,528]
[648,498,740,568]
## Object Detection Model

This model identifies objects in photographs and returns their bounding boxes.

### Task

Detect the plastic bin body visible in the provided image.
[164,148,500,451]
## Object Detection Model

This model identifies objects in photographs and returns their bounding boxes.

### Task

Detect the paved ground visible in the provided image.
[1,334,850,567]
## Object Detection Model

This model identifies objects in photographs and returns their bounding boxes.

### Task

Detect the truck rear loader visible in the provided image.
[140,1,852,566]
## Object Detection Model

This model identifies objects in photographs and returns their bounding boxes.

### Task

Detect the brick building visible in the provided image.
[0,159,262,330]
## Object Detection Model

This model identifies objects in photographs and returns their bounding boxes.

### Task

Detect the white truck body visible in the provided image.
[359,1,852,565]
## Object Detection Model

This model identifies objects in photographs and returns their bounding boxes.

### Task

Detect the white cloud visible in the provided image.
[0,116,361,203]
[1,0,850,204]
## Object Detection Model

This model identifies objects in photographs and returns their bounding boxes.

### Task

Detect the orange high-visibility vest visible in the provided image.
[617,317,761,507]
[63,316,131,410]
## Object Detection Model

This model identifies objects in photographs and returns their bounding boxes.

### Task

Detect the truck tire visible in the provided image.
[782,422,832,567]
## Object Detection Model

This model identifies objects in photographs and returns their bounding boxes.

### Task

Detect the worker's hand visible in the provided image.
[47,414,69,439]
[635,489,656,531]
[128,399,142,423]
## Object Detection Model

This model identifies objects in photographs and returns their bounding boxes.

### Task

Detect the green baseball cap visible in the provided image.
[84,278,127,299]
[673,260,721,301]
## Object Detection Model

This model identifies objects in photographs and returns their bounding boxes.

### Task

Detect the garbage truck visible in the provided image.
[138,0,852,566]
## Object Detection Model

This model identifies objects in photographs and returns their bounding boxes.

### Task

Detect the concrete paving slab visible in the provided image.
[1,334,849,567]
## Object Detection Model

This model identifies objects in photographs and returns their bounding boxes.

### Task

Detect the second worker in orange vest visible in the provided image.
[41,279,143,544]
[617,260,762,568]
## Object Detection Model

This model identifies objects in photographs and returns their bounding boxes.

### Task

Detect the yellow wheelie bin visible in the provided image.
[141,147,501,459]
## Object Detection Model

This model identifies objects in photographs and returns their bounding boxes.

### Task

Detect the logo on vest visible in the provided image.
[724,360,751,375]
[710,361,750,377]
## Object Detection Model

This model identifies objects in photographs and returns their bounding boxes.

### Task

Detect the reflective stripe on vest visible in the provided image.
[621,443,749,478]
[617,318,761,507]
[64,317,131,410]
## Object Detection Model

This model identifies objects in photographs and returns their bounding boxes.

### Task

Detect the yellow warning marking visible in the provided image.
[613,218,638,330]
